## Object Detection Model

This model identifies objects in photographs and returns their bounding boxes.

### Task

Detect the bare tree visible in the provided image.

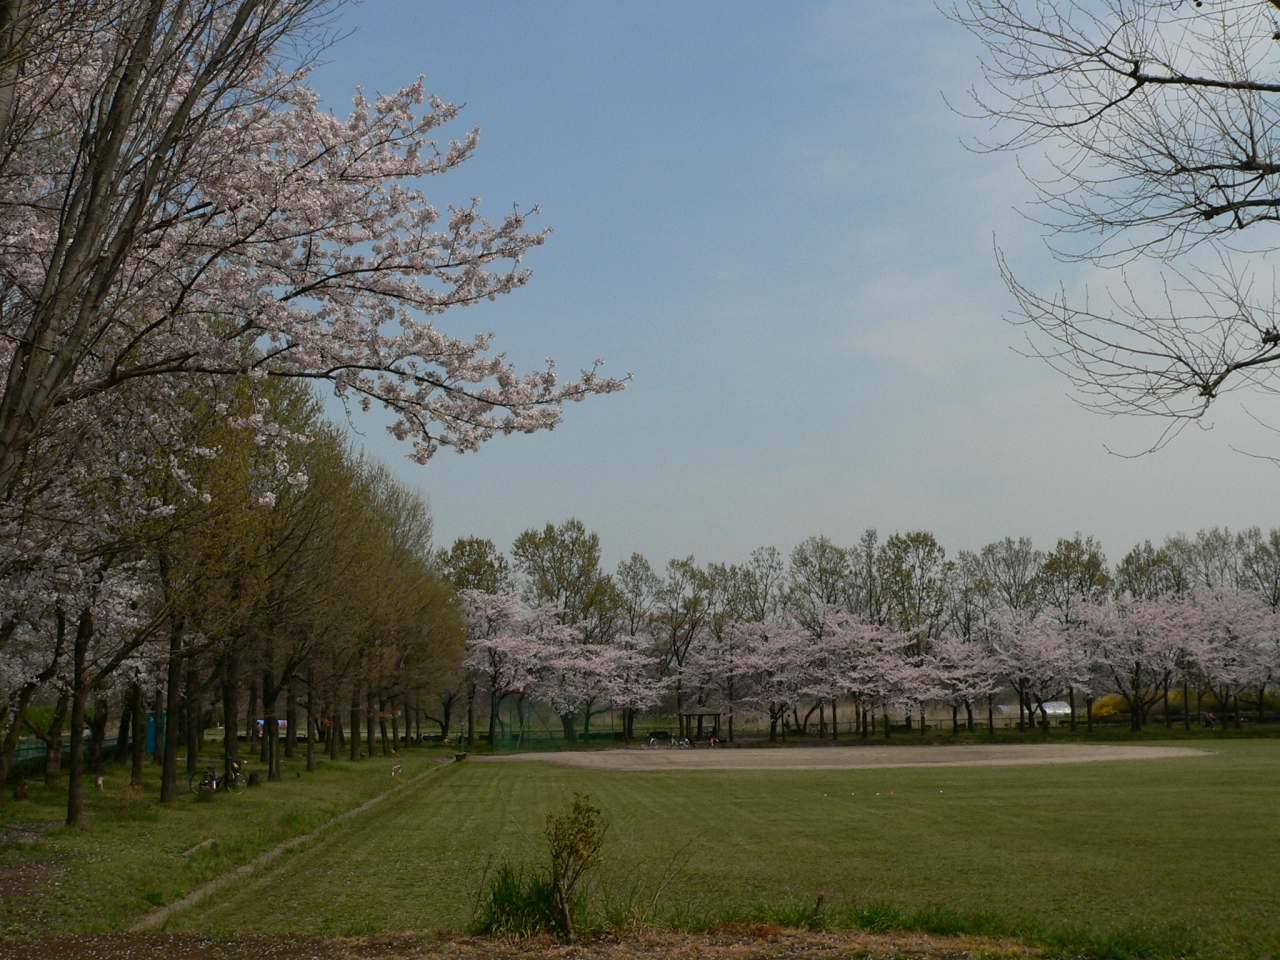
[953,0,1280,439]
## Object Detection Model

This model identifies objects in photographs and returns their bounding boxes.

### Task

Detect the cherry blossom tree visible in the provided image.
[0,1,625,527]
[1078,597,1180,732]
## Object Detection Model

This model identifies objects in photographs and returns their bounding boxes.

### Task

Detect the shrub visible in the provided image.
[546,791,606,939]
[469,862,559,936]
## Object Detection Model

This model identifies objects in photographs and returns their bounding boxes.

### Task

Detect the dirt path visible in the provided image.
[481,742,1209,771]
[0,929,1038,960]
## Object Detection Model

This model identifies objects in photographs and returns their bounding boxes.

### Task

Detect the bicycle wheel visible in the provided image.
[188,771,205,794]
[229,773,248,794]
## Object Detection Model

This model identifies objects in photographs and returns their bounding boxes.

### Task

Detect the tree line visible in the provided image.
[435,522,1280,745]
[0,380,462,826]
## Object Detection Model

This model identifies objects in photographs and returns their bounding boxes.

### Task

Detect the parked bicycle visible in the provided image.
[189,758,248,795]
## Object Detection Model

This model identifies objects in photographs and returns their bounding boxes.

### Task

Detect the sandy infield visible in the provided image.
[480,742,1209,771]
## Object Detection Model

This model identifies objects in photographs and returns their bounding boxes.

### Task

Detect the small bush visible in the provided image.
[469,862,560,936]
[545,792,606,938]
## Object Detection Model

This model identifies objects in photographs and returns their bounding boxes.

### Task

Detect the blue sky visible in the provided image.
[310,1,1280,568]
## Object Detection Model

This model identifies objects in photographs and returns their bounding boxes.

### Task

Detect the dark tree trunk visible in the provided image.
[465,683,475,751]
[66,608,95,825]
[160,625,184,803]
[285,679,297,759]
[263,664,283,782]
[306,671,316,773]
[831,698,838,740]
[350,686,361,760]
[884,711,891,739]
[988,697,994,735]
[952,704,959,735]
[131,682,145,787]
[222,655,239,785]
[365,696,376,758]
[185,663,201,773]
[152,686,164,766]
[1183,680,1191,730]
[39,692,69,789]
[247,676,259,750]
[1,686,35,796]
[1086,697,1094,733]
[378,698,389,756]
[966,700,974,732]
[115,689,132,765]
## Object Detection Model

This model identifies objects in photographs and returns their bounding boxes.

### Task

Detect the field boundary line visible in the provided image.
[128,759,449,931]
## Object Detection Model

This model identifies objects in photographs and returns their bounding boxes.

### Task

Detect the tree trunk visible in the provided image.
[920,704,927,735]
[1086,697,1094,733]
[966,700,974,732]
[952,704,959,735]
[1163,679,1171,729]
[378,698,389,756]
[0,687,34,798]
[152,687,164,765]
[285,679,297,759]
[185,663,201,773]
[115,689,132,765]
[1183,680,1191,730]
[222,655,239,785]
[87,696,108,774]
[263,664,283,782]
[66,608,93,826]
[160,625,184,803]
[831,698,838,740]
[131,682,145,787]
[884,711,891,739]
[465,683,475,751]
[39,692,69,789]
[1258,684,1267,724]
[350,685,361,760]
[365,695,376,758]
[987,697,994,734]
[247,676,259,750]
[1068,686,1077,733]
[306,672,316,773]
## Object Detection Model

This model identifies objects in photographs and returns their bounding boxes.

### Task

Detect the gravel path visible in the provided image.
[481,742,1209,771]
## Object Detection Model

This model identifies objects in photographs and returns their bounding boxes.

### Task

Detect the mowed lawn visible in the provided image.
[172,740,1280,957]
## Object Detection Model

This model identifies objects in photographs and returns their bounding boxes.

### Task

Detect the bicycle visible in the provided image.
[189,758,248,795]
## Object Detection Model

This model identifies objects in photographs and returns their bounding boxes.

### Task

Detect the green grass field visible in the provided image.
[3,735,1278,958]
[0,749,441,936]
[153,739,1280,959]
